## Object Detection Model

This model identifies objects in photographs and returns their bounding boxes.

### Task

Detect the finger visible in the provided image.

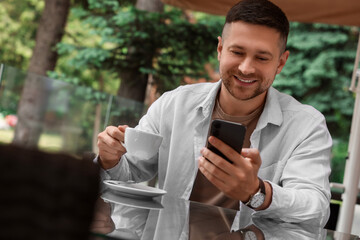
[90,220,114,234]
[198,156,231,186]
[98,135,125,153]
[241,148,262,167]
[99,127,125,150]
[201,147,233,174]
[97,135,126,162]
[199,157,235,196]
[118,125,129,133]
[105,126,123,142]
[207,136,246,168]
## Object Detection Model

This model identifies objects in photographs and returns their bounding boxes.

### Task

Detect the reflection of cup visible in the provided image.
[124,128,163,159]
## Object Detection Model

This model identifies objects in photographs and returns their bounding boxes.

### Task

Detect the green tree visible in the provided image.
[0,0,43,69]
[13,0,71,148]
[275,23,358,140]
[1,0,357,181]
[54,0,223,101]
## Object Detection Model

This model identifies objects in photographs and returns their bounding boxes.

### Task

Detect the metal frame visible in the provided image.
[0,64,4,87]
[337,33,360,234]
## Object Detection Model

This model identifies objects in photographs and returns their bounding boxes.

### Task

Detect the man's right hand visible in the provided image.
[97,125,128,169]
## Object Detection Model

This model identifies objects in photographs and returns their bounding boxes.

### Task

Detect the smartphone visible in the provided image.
[206,119,246,163]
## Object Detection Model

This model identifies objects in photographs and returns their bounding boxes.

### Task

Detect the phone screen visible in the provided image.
[206,119,246,163]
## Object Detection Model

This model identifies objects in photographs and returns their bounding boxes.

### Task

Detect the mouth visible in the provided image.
[234,75,257,84]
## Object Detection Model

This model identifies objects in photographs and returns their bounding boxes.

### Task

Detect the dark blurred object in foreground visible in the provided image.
[0,144,100,240]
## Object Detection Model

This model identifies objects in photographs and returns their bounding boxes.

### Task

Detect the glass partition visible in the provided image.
[0,64,146,156]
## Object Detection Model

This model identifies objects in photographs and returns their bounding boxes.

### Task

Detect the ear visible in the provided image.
[276,50,290,74]
[217,36,223,61]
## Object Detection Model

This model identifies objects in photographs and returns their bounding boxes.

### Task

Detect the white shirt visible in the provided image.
[101,80,332,226]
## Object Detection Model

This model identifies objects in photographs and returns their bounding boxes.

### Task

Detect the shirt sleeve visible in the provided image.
[95,91,170,183]
[253,114,332,227]
[93,154,131,182]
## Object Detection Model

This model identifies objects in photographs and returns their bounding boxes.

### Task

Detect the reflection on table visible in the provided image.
[90,187,359,240]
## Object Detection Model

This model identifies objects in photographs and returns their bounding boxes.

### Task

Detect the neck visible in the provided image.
[218,86,267,116]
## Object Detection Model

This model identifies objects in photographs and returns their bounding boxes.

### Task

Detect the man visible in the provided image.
[97,0,332,226]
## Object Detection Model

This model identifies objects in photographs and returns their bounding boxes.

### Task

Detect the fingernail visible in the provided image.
[242,149,248,155]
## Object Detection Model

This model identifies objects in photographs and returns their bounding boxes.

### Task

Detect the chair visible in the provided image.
[0,144,100,240]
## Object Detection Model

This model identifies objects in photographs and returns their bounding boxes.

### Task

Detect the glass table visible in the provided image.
[90,188,359,240]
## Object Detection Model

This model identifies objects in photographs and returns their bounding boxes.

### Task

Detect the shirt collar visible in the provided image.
[257,87,283,129]
[196,80,222,117]
[195,82,283,128]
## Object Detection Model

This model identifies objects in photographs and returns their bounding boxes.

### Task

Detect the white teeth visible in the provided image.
[235,76,255,83]
[240,79,254,83]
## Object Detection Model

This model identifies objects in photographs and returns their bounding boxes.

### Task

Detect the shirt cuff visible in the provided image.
[94,155,121,181]
[253,181,281,217]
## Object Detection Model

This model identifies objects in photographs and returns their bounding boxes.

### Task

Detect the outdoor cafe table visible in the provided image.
[90,187,359,240]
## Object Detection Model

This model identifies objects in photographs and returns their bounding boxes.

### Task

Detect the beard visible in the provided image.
[220,70,276,101]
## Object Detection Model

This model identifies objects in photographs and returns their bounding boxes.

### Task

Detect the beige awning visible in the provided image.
[162,0,360,27]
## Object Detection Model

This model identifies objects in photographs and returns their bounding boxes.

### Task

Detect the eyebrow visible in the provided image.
[228,45,274,58]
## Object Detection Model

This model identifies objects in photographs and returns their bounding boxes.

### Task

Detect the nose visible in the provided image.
[238,58,255,76]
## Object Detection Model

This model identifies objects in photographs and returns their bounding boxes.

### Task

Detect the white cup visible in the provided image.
[124,128,163,159]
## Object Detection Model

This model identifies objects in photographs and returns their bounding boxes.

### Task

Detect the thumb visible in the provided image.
[241,148,262,166]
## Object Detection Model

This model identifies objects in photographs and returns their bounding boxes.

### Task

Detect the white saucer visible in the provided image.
[101,190,164,210]
[103,180,167,199]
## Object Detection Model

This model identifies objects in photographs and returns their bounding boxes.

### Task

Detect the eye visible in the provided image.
[231,50,244,56]
[257,56,269,61]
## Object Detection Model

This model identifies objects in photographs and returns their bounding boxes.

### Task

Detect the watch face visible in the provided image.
[250,193,265,208]
[244,230,257,240]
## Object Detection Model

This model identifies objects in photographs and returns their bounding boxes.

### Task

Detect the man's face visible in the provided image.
[217,21,289,101]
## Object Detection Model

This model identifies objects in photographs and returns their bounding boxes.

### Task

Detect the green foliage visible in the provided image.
[0,0,43,69]
[1,0,358,181]
[275,23,358,140]
[330,140,348,183]
[55,2,223,93]
[0,65,28,115]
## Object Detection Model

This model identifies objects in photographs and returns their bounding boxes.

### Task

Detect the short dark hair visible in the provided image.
[223,0,289,52]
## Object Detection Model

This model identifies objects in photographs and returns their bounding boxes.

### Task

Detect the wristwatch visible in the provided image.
[238,224,264,240]
[244,177,266,209]
[243,229,257,240]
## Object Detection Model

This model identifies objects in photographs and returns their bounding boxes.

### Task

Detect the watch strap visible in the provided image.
[244,177,265,208]
[257,177,265,194]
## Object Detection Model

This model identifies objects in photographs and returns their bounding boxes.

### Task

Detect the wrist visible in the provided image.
[243,177,266,209]
[239,224,265,240]
[258,180,272,210]
[98,156,120,170]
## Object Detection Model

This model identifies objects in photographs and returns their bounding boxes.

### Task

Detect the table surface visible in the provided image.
[90,188,359,240]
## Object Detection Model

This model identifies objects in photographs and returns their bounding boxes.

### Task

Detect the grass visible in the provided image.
[0,129,14,144]
[331,199,342,205]
[0,129,62,152]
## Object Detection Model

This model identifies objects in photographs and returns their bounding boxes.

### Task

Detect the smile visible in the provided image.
[234,76,256,83]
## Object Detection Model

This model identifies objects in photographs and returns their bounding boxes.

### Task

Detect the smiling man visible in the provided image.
[218,22,288,104]
[97,0,332,226]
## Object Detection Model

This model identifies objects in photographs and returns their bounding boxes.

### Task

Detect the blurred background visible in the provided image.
[1,0,358,184]
[1,0,359,235]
